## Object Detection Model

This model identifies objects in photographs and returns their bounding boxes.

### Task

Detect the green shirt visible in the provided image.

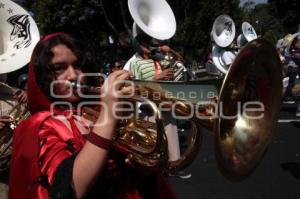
[130,58,161,80]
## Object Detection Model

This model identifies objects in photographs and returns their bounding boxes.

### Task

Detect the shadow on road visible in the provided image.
[280,162,300,180]
[291,121,300,128]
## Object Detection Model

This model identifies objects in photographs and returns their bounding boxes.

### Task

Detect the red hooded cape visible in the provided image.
[8,33,177,199]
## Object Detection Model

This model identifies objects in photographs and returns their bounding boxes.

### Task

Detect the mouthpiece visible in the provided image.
[70,81,101,95]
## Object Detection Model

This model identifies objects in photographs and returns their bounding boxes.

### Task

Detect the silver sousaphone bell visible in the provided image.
[128,0,176,40]
[236,22,257,48]
[0,0,40,74]
[124,0,177,71]
[211,15,236,75]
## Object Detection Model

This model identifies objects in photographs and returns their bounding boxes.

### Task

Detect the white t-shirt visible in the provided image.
[123,53,138,71]
[221,50,236,66]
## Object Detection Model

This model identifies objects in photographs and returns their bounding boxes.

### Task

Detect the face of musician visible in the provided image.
[292,36,300,66]
[50,44,83,103]
[33,34,92,104]
[293,38,300,54]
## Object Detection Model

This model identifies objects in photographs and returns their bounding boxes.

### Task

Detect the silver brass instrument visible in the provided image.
[211,15,237,75]
[0,0,39,173]
[128,0,186,81]
[151,52,187,81]
[128,0,176,41]
[236,22,258,48]
[0,0,40,74]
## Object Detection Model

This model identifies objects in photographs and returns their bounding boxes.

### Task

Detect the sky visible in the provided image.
[240,0,268,5]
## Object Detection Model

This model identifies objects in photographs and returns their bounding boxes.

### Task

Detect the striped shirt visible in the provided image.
[130,58,162,80]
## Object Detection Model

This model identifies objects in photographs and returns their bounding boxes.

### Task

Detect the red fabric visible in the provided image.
[27,32,68,114]
[9,111,84,199]
[9,33,177,199]
[27,49,51,114]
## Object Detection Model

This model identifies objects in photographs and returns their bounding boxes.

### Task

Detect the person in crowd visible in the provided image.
[9,33,177,199]
[221,47,237,69]
[129,33,192,179]
[282,33,300,104]
[110,59,124,73]
[205,52,223,76]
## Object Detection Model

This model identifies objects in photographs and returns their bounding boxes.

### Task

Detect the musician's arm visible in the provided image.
[12,89,28,104]
[72,70,132,198]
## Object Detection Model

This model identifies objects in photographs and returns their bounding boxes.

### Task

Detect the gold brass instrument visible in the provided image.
[80,38,282,181]
[130,38,281,180]
[80,0,283,180]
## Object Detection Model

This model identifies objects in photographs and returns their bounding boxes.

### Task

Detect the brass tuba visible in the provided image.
[112,0,283,180]
[106,38,282,181]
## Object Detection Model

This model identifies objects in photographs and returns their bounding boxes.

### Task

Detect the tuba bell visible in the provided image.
[128,0,176,41]
[0,0,40,74]
[236,22,258,48]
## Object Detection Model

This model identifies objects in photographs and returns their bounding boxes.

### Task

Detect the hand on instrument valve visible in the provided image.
[13,89,28,104]
[81,70,134,125]
[158,45,185,63]
[155,68,174,80]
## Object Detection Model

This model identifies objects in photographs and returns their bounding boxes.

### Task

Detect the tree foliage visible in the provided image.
[25,0,245,64]
[268,0,300,34]
[24,0,296,64]
[29,0,133,65]
[167,0,243,61]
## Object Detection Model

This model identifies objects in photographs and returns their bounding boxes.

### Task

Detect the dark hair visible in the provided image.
[33,34,96,97]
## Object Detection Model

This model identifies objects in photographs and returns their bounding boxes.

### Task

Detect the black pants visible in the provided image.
[285,66,300,97]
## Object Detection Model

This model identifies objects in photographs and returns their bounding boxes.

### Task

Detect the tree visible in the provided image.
[268,0,300,34]
[28,1,133,63]
[250,4,282,38]
[167,0,243,62]
[26,0,244,64]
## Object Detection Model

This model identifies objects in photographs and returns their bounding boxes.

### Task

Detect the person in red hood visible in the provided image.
[9,33,177,199]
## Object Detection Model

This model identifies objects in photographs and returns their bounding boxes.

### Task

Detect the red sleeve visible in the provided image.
[37,118,82,185]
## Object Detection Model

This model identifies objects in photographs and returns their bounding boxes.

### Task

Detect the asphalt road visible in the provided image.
[170,103,300,199]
